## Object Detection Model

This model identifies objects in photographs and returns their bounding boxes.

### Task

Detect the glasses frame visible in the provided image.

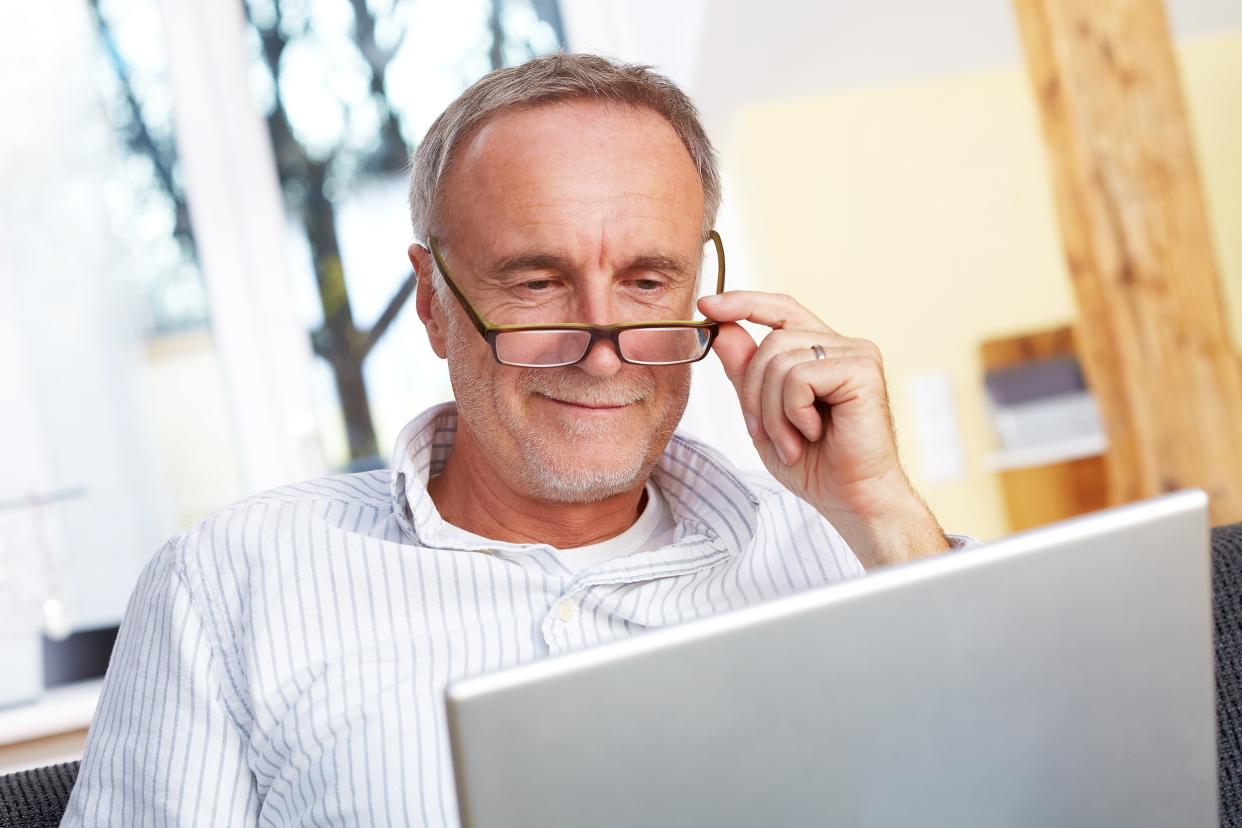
[426,230,726,368]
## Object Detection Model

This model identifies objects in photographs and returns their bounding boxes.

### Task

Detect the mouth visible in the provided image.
[536,393,638,411]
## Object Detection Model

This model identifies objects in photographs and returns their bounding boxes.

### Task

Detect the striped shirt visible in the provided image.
[63,402,971,827]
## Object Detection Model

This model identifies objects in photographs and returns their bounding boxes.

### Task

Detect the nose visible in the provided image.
[573,280,624,377]
[576,336,624,377]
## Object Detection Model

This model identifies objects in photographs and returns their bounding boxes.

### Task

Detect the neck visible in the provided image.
[427,423,648,549]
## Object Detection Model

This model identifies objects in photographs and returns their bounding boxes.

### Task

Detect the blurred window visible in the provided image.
[0,0,564,642]
[239,0,565,470]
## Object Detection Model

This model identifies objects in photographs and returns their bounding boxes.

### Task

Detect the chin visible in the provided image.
[516,435,653,503]
[524,472,641,504]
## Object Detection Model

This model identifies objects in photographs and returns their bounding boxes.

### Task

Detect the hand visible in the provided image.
[698,291,949,568]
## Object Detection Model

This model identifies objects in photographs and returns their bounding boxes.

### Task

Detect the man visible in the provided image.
[64,54,970,826]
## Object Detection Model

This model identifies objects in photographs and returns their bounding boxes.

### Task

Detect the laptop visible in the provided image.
[446,490,1217,827]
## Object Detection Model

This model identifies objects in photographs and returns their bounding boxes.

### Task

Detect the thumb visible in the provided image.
[710,320,757,392]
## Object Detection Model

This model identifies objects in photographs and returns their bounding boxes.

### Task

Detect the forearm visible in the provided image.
[823,489,950,570]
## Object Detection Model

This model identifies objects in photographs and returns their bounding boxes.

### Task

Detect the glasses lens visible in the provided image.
[494,329,592,367]
[617,327,711,365]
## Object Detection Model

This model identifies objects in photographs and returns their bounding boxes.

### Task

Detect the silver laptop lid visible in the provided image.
[447,490,1217,827]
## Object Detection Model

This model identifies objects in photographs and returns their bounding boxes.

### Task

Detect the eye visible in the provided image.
[628,277,665,292]
[520,278,559,292]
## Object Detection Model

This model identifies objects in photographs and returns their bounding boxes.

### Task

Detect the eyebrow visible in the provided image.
[481,251,695,283]
[482,252,569,281]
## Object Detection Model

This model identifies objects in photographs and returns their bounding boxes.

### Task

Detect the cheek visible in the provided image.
[444,311,488,366]
[492,369,528,416]
[445,327,499,402]
[452,340,529,417]
[653,365,692,408]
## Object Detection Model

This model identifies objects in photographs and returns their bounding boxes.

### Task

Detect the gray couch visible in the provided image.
[0,762,78,828]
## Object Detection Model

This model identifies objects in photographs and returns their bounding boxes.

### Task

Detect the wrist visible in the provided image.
[825,488,949,570]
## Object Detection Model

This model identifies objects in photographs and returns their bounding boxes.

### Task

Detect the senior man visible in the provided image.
[64,54,969,826]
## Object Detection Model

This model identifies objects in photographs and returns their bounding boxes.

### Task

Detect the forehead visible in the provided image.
[439,100,705,257]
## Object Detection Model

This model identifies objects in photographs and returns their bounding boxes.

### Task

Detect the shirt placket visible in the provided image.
[539,538,731,655]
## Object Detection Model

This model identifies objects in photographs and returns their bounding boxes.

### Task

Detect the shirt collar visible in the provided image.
[388,402,760,558]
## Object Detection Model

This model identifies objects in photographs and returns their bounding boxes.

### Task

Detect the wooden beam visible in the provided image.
[1013,0,1242,524]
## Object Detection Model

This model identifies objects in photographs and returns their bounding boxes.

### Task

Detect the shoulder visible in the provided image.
[123,470,396,668]
[194,469,390,532]
[149,470,393,597]
[218,470,392,512]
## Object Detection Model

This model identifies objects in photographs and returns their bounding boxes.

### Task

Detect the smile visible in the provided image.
[536,393,636,411]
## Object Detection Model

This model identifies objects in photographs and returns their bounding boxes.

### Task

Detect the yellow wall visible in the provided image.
[727,32,1242,541]
[1185,34,1242,351]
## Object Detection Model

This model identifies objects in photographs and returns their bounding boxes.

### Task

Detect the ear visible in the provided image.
[410,243,448,359]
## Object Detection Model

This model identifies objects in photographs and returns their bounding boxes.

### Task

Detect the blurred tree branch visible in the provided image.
[87,0,195,253]
[92,0,565,465]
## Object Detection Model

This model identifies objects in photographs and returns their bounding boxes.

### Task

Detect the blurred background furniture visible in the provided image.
[1214,521,1242,826]
[0,679,101,777]
[0,761,78,828]
[982,325,1108,532]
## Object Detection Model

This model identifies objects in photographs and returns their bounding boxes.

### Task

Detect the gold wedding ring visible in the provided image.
[811,344,826,360]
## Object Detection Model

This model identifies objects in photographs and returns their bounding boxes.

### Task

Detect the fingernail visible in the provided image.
[744,414,758,436]
[775,443,789,465]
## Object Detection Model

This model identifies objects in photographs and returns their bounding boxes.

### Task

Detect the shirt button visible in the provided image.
[557,599,575,622]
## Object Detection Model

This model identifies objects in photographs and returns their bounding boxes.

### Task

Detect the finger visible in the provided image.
[742,331,829,437]
[760,349,821,464]
[782,362,839,459]
[765,346,883,464]
[783,361,827,446]
[710,321,758,393]
[699,291,836,335]
[804,353,886,407]
[745,335,864,439]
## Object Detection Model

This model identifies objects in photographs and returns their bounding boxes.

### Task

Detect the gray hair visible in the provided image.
[407,53,721,249]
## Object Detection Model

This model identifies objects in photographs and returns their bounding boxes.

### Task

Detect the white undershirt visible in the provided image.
[437,480,677,574]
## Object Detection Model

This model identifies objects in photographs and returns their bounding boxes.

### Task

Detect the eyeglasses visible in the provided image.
[426,231,725,368]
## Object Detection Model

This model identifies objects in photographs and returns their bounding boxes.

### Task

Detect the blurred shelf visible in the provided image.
[0,728,89,776]
[987,433,1108,472]
[0,678,101,747]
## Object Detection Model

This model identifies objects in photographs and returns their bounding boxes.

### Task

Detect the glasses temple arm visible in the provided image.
[708,230,726,295]
[426,236,491,337]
